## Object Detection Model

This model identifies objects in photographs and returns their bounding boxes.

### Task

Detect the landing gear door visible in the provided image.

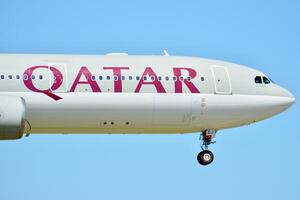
[211,66,232,95]
[48,63,69,93]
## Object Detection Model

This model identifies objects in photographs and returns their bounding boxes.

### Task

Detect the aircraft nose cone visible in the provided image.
[284,96,295,108]
[280,88,295,109]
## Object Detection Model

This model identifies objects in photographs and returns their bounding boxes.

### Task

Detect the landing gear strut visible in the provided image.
[197,130,216,166]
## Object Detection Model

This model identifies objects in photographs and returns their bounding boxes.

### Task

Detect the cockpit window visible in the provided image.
[255,76,272,84]
[263,76,270,84]
[255,76,262,84]
[269,78,275,83]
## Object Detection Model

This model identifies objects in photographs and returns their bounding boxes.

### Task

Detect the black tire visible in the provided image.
[197,150,214,165]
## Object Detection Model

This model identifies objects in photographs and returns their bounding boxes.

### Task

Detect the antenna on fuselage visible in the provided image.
[163,50,170,56]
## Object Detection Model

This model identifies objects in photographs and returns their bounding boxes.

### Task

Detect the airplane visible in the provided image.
[0,52,295,165]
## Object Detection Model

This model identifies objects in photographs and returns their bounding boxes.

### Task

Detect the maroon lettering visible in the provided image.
[134,67,166,93]
[70,66,101,92]
[103,67,129,92]
[23,66,63,100]
[173,68,200,93]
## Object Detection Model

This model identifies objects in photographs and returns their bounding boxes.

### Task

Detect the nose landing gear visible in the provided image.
[197,130,216,166]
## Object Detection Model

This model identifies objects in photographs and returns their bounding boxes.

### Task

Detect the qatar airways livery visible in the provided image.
[0,52,295,165]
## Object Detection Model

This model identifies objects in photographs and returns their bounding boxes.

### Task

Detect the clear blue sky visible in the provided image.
[0,0,299,200]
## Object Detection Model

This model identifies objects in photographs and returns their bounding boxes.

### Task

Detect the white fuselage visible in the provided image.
[0,54,295,134]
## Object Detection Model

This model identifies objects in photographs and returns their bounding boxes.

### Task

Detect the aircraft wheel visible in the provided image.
[197,150,214,165]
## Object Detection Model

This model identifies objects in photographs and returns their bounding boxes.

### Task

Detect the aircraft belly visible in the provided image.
[23,93,197,133]
[1,92,289,134]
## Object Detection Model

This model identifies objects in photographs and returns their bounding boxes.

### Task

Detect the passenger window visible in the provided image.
[129,76,133,80]
[173,76,177,81]
[1,75,4,79]
[158,76,162,81]
[143,76,147,80]
[187,76,191,81]
[165,76,169,81]
[8,75,12,79]
[180,76,184,81]
[91,75,96,81]
[136,76,140,80]
[122,76,125,80]
[255,76,262,84]
[114,75,118,81]
[39,75,43,80]
[263,76,270,84]
[99,76,103,80]
[32,75,35,80]
[23,74,28,80]
[16,75,20,79]
[201,77,205,81]
[106,76,110,80]
[150,76,155,81]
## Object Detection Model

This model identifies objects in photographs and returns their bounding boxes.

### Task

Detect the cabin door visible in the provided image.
[48,63,69,93]
[211,66,232,95]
